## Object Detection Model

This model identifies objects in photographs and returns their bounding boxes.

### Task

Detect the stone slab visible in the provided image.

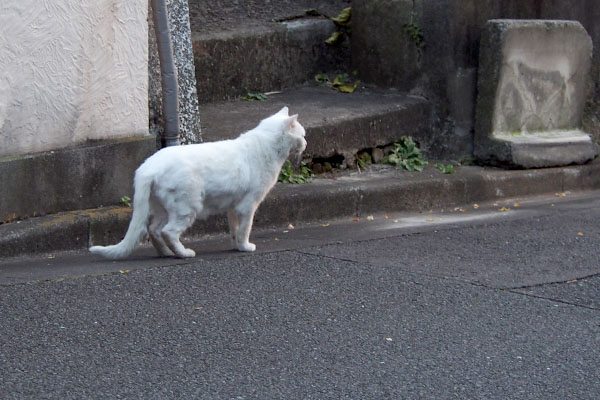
[475,19,597,168]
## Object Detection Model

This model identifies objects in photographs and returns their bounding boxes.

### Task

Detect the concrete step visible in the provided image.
[192,18,350,103]
[3,160,600,259]
[199,85,433,164]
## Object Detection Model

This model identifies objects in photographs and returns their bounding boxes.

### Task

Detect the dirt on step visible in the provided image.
[188,0,351,34]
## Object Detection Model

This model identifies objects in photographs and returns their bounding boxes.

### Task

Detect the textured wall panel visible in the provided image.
[0,0,149,157]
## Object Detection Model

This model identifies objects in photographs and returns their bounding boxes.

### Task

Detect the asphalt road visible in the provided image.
[1,193,600,399]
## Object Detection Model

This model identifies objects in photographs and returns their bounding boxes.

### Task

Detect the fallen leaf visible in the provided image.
[513,202,520,208]
[385,337,393,342]
[321,223,331,227]
[119,269,131,274]
[426,217,435,222]
[274,237,280,241]
[287,224,295,230]
[325,30,344,45]
[330,7,352,26]
[498,207,511,212]
[335,81,360,93]
[577,232,584,236]
[353,218,359,222]
[473,204,479,209]
[385,214,390,219]
[47,254,56,259]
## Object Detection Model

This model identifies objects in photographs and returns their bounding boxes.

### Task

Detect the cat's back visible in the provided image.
[137,139,245,177]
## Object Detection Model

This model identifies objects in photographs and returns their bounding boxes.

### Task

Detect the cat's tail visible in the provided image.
[89,172,153,260]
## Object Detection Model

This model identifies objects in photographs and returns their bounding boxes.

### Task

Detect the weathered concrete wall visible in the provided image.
[352,0,600,160]
[0,0,150,157]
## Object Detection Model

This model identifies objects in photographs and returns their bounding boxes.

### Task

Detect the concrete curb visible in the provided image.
[1,160,599,258]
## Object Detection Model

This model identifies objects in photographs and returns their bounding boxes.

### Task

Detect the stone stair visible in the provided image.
[189,3,435,167]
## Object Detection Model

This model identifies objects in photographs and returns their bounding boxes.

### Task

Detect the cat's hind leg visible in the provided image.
[227,208,239,247]
[148,198,173,257]
[161,211,196,258]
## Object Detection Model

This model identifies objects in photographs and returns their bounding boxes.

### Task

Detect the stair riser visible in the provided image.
[192,19,350,103]
[303,100,433,161]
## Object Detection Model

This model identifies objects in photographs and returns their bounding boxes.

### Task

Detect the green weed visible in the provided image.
[435,163,455,174]
[278,160,313,184]
[243,92,268,101]
[120,196,132,207]
[382,137,428,172]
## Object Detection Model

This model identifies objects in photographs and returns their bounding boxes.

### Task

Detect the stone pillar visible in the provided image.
[475,19,598,168]
[149,0,202,145]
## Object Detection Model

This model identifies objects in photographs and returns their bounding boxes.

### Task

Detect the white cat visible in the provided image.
[89,107,306,259]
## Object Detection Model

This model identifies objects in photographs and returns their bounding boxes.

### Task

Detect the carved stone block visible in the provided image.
[475,19,598,168]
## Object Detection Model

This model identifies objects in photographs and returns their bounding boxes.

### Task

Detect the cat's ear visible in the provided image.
[286,114,298,130]
[277,106,289,116]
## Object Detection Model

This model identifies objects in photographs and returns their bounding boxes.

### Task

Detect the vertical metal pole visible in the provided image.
[151,0,180,146]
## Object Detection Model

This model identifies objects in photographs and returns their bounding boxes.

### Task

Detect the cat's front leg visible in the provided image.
[234,207,257,252]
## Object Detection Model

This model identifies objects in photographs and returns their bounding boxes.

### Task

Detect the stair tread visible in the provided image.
[199,85,431,160]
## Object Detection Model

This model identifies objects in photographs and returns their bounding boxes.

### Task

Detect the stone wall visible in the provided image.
[352,0,600,160]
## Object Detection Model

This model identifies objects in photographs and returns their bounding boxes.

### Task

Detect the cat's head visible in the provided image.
[277,107,307,157]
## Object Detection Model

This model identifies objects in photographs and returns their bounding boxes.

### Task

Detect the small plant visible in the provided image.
[457,157,475,166]
[278,160,313,184]
[315,73,330,86]
[382,137,428,172]
[435,163,455,174]
[356,151,372,171]
[120,196,132,207]
[404,11,424,56]
[242,92,268,101]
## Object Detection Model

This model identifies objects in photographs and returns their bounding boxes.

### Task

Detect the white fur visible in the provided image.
[89,107,306,259]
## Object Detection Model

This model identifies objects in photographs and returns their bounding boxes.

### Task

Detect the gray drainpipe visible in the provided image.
[151,0,180,146]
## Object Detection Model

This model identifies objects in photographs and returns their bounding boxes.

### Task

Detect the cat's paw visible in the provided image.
[238,242,256,252]
[175,248,196,258]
